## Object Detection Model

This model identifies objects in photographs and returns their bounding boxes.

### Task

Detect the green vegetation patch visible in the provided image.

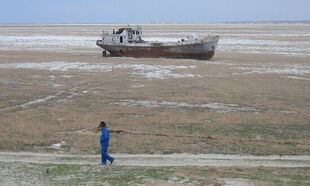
[1,162,309,185]
[42,164,199,185]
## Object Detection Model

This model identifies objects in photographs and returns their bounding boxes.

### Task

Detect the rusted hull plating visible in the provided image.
[97,38,219,60]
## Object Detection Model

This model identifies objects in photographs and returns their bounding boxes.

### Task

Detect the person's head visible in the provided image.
[98,121,107,131]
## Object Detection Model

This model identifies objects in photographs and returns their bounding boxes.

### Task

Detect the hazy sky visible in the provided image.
[1,0,310,23]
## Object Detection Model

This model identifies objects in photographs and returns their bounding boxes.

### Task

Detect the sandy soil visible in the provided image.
[0,152,309,167]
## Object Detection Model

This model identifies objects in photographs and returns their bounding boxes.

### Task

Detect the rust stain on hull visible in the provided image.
[109,47,215,60]
[97,41,217,60]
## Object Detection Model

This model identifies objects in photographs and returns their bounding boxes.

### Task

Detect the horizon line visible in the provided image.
[0,20,310,25]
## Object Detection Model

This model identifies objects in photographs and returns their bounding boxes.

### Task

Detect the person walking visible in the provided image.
[98,121,114,165]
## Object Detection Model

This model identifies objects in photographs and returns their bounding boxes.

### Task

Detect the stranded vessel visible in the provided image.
[96,26,219,60]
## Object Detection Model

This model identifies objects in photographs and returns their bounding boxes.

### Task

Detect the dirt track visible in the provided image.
[1,152,309,167]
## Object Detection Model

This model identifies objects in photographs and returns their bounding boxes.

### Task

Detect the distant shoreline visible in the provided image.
[0,21,309,26]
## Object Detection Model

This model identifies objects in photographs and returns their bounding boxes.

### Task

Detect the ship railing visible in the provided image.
[101,35,219,47]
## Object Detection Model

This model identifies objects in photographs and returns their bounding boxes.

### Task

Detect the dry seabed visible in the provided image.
[0,61,198,79]
[111,99,259,113]
[0,23,309,156]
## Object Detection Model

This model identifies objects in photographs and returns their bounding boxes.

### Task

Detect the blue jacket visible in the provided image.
[100,128,110,148]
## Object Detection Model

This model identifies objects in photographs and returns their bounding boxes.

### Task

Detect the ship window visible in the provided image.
[133,31,136,34]
[137,31,139,35]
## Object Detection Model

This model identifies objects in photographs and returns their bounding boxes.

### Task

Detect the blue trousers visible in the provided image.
[101,146,114,164]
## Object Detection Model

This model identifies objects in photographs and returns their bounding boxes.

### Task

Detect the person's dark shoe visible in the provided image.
[111,159,114,164]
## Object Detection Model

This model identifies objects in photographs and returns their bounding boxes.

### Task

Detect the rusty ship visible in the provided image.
[96,26,219,60]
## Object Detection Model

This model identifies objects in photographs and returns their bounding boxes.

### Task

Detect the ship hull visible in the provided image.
[96,37,219,60]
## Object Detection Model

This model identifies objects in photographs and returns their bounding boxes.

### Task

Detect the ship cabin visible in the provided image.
[102,26,143,44]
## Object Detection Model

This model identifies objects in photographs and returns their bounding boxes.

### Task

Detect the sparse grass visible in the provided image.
[0,23,310,186]
[205,122,310,140]
[41,164,192,185]
[0,24,309,157]
[1,162,309,185]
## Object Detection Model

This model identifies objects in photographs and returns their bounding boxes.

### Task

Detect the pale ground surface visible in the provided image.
[0,23,310,185]
[0,152,309,185]
[0,151,309,167]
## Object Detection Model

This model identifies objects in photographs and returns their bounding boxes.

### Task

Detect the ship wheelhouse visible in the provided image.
[101,26,143,44]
